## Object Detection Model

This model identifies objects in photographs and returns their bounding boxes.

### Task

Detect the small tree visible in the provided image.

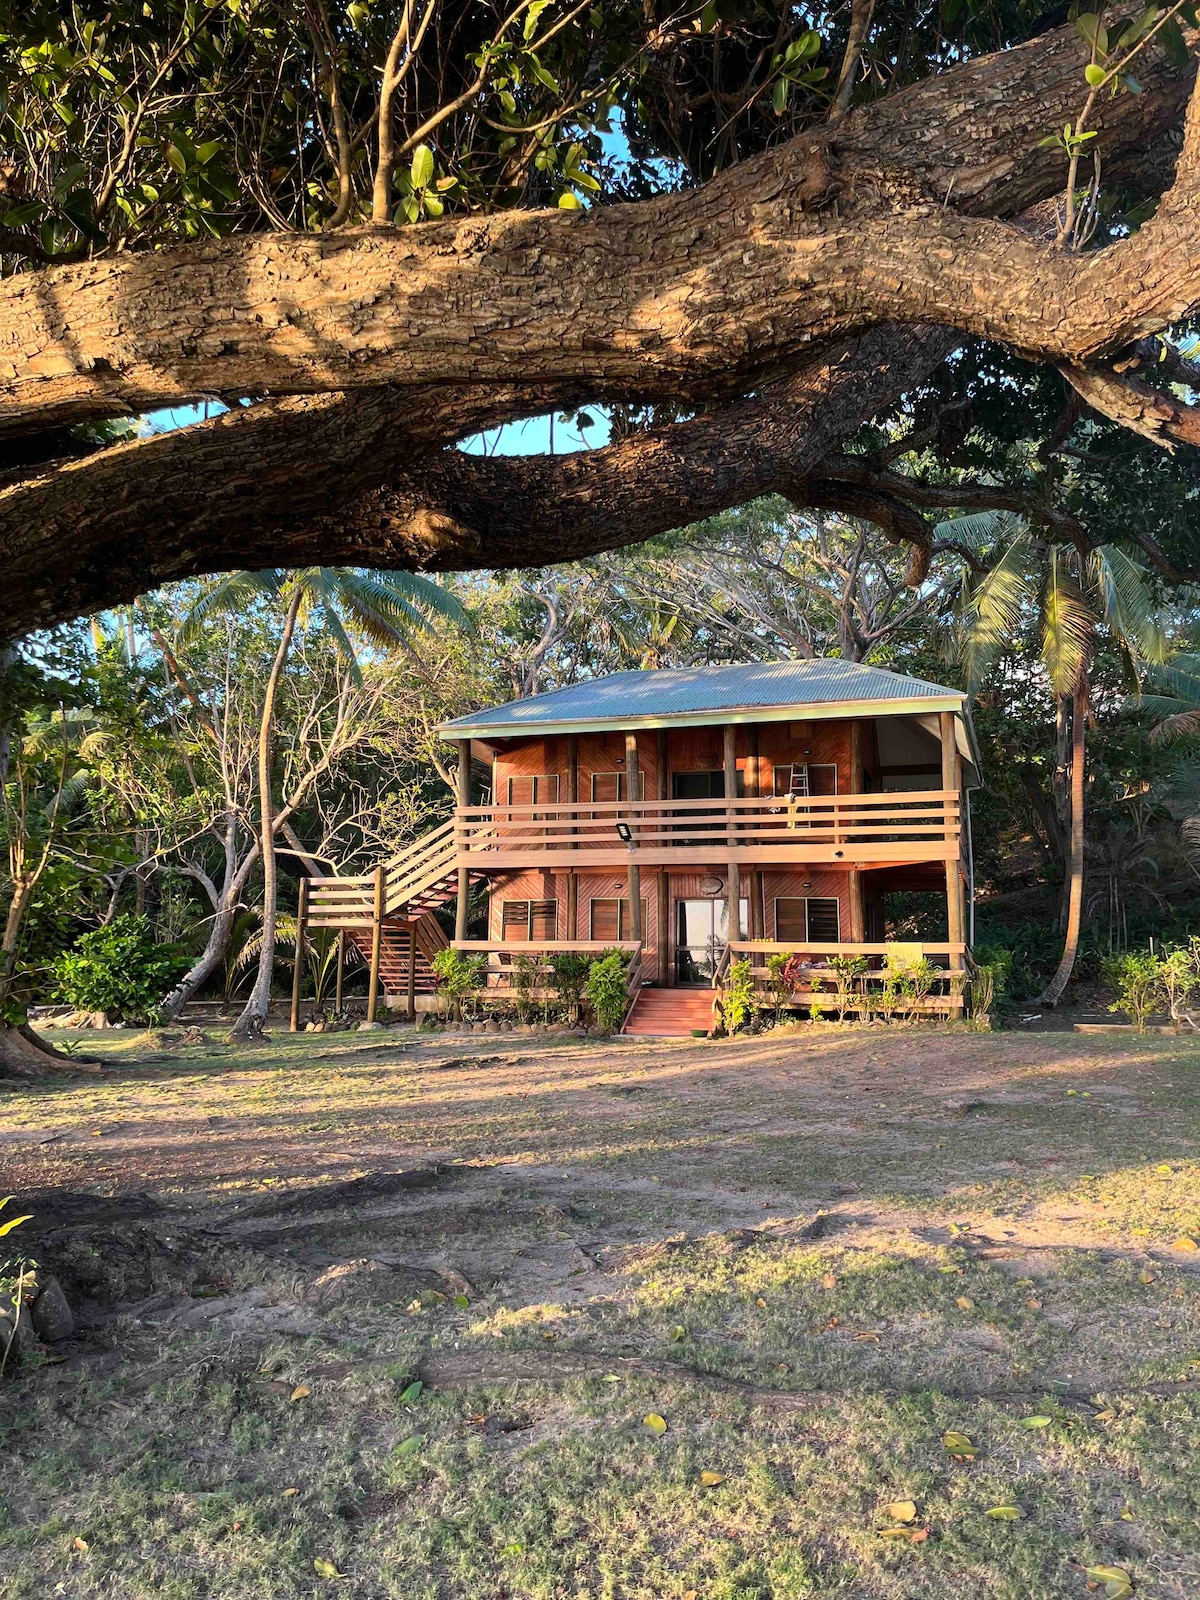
[764,952,797,1025]
[585,951,630,1034]
[1159,941,1200,1031]
[548,951,591,1024]
[723,957,756,1034]
[828,955,868,1022]
[1106,951,1164,1033]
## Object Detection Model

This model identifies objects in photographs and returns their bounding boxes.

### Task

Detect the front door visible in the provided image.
[675,897,749,985]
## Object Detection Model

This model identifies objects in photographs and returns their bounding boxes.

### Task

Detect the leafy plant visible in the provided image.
[430,947,485,1022]
[585,950,630,1034]
[512,953,540,1023]
[1105,950,1164,1033]
[51,915,189,1025]
[1159,940,1200,1030]
[0,1197,34,1380]
[764,952,797,1024]
[722,957,756,1034]
[827,955,868,1021]
[548,952,591,1022]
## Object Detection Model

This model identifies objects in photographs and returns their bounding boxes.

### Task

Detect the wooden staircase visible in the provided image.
[623,988,718,1037]
[303,820,484,1017]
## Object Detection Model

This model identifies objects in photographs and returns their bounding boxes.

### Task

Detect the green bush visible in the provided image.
[51,915,189,1025]
[1105,951,1165,1033]
[723,957,756,1033]
[431,947,486,1020]
[585,950,630,1033]
[548,952,592,1020]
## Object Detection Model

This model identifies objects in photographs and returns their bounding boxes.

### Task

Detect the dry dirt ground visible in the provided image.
[2,1022,1199,1600]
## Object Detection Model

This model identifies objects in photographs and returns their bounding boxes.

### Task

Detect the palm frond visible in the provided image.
[180,570,282,643]
[1088,544,1168,665]
[957,531,1034,689]
[1041,546,1094,697]
[933,509,1025,553]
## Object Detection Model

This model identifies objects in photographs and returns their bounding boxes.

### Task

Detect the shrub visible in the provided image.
[1159,939,1200,1029]
[430,947,486,1021]
[827,954,868,1021]
[51,915,189,1026]
[1105,950,1165,1033]
[723,957,756,1034]
[585,950,630,1033]
[548,952,592,1020]
[512,953,540,1022]
[764,953,797,1023]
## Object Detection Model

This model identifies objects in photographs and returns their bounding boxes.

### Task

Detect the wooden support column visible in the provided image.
[655,728,669,982]
[367,863,385,1023]
[850,719,864,794]
[455,737,471,943]
[848,869,865,943]
[723,724,741,943]
[746,727,765,940]
[939,711,966,968]
[625,731,642,942]
[289,876,309,1032]
[566,732,579,940]
[334,928,345,1014]
[407,925,417,1019]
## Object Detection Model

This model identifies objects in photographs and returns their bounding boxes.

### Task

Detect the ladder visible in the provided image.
[786,764,809,830]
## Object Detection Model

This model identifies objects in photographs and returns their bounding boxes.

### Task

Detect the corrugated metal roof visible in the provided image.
[439,660,965,738]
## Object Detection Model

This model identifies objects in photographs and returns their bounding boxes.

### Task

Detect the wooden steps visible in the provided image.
[345,913,448,997]
[623,987,717,1037]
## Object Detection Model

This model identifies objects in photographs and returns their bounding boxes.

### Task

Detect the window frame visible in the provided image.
[500,898,559,942]
[773,895,842,944]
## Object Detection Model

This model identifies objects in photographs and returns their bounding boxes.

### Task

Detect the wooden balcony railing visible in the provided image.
[455,790,960,866]
[450,940,643,1004]
[719,940,967,1012]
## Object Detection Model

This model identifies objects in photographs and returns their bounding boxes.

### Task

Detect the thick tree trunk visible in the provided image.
[231,588,303,1041]
[1041,685,1087,1007]
[0,1021,101,1079]
[158,821,259,1023]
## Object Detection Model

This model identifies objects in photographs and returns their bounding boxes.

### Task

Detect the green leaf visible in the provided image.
[1020,1414,1054,1429]
[410,144,435,190]
[773,77,789,115]
[1084,1566,1133,1599]
[393,1434,423,1455]
[523,0,552,41]
[1074,14,1108,56]
[557,191,583,209]
[984,1505,1024,1519]
[164,143,188,174]
[1161,14,1190,67]
[313,1556,344,1579]
[1085,63,1107,86]
[0,1213,31,1238]
[453,1293,469,1307]
[399,1380,424,1403]
[423,193,444,219]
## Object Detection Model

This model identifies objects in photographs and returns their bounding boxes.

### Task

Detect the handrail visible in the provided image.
[620,942,646,1032]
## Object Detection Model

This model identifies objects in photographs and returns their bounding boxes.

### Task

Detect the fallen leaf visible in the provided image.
[821,1272,837,1289]
[942,1429,979,1460]
[883,1500,918,1524]
[1154,1163,1172,1173]
[72,1537,89,1552]
[1084,1563,1133,1597]
[1021,1415,1053,1429]
[642,1412,667,1436]
[756,1296,767,1308]
[453,1293,470,1308]
[956,1296,974,1310]
[1094,1410,1115,1423]
[879,1526,929,1543]
[1026,1297,1043,1310]
[1170,1237,1198,1252]
[399,1380,424,1404]
[500,1542,523,1556]
[670,1324,686,1342]
[393,1434,423,1454]
[853,1330,881,1342]
[313,1557,344,1579]
[1119,1506,1137,1521]
[1138,1270,1156,1284]
[289,1384,310,1402]
[699,1470,725,1486]
[985,1505,1024,1520]
[283,1487,299,1497]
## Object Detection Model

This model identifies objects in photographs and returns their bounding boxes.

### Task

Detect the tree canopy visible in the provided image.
[0,1,1198,636]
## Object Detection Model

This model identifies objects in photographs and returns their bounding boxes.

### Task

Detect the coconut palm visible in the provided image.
[946,515,1166,1004]
[184,568,465,1039]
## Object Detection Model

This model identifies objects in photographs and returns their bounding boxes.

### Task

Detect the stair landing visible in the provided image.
[623,987,718,1038]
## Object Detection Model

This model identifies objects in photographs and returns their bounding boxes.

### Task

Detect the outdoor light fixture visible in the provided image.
[615,822,633,844]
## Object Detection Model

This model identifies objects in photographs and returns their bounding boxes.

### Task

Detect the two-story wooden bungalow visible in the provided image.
[305,660,979,1033]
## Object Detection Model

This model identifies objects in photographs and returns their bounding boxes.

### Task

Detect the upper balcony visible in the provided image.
[454,789,961,870]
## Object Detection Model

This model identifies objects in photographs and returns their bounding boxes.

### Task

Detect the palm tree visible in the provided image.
[946,515,1166,1004]
[184,568,465,1039]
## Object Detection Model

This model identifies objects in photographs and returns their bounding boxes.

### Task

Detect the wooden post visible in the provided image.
[289,876,309,1032]
[566,732,578,940]
[334,928,345,1014]
[723,724,741,943]
[407,924,417,1019]
[625,731,641,942]
[746,727,764,940]
[848,868,865,943]
[656,728,669,981]
[455,737,471,943]
[939,711,965,968]
[850,719,864,793]
[367,862,385,1023]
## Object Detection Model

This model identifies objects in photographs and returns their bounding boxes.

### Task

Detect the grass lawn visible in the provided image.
[2,1021,1199,1598]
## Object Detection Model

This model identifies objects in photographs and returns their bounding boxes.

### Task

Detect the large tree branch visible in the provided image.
[1,23,1194,435]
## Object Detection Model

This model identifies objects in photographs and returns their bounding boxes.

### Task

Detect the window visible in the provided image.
[501,899,558,941]
[506,774,560,807]
[774,896,841,943]
[589,898,649,941]
[591,770,646,803]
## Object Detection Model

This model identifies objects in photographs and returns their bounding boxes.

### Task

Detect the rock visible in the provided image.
[357,1020,386,1032]
[0,1305,37,1367]
[485,1020,501,1034]
[588,1026,605,1037]
[29,1276,74,1342]
[501,1021,514,1033]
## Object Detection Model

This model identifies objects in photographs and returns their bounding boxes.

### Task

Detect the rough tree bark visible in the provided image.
[1041,685,1088,1006]
[0,22,1196,635]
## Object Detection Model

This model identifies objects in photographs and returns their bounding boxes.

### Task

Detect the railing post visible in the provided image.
[407,924,418,1020]
[723,724,741,945]
[367,863,386,1024]
[625,731,642,942]
[940,711,966,968]
[289,875,309,1032]
[334,928,345,1014]
[567,732,578,940]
